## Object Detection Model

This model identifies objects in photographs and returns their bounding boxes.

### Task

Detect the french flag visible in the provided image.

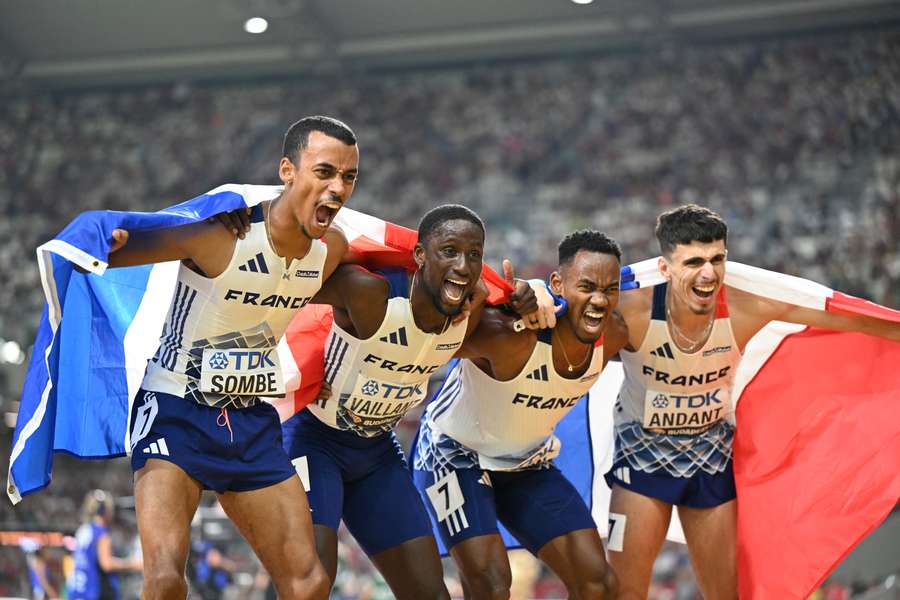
[273,252,900,598]
[561,258,900,599]
[7,184,512,502]
[10,190,899,598]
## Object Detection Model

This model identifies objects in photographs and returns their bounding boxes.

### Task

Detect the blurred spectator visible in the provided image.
[68,490,142,600]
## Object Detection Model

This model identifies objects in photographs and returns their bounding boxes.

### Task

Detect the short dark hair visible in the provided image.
[282,116,356,164]
[417,204,485,244]
[655,204,728,256]
[558,230,622,266]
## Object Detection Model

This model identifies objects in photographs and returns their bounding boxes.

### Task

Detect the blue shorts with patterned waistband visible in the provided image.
[129,389,296,493]
[604,456,736,508]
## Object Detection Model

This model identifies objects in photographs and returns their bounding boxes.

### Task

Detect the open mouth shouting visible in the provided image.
[690,281,717,303]
[311,199,342,234]
[441,276,470,305]
[582,308,606,332]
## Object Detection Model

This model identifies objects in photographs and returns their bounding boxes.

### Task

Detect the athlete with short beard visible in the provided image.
[607,204,900,600]
[412,230,625,600]
[102,116,362,600]
[281,204,548,600]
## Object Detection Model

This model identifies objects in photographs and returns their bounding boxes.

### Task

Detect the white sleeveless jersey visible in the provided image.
[142,204,327,408]
[614,282,741,478]
[421,328,604,471]
[617,283,741,434]
[308,270,468,437]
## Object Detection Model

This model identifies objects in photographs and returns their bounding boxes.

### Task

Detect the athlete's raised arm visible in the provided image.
[728,286,900,346]
[106,220,236,277]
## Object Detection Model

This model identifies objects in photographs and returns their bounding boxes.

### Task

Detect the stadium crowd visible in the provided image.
[0,24,898,599]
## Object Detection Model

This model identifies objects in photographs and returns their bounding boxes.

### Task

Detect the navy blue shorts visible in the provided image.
[604,457,736,508]
[282,410,433,557]
[412,465,596,555]
[129,389,296,493]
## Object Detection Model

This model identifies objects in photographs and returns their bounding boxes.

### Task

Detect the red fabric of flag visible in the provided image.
[734,326,900,598]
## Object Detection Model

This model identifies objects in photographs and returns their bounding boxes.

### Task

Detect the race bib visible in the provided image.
[426,470,466,523]
[336,374,428,434]
[642,387,729,434]
[200,347,284,396]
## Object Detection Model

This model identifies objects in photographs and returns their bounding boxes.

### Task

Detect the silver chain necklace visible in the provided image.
[665,298,715,353]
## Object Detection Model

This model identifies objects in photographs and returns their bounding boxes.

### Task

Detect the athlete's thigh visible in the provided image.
[678,500,737,600]
[217,475,319,582]
[607,484,673,600]
[312,525,338,584]
[450,533,512,598]
[370,536,449,600]
[537,528,612,591]
[134,459,203,574]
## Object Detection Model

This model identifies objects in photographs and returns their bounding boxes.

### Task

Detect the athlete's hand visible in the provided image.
[315,381,333,406]
[528,281,557,329]
[505,259,555,330]
[210,208,252,239]
[452,279,488,324]
[110,228,129,253]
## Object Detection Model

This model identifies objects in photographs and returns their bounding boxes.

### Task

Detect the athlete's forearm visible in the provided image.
[781,303,900,341]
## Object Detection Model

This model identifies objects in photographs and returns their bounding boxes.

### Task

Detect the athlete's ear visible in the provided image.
[413,243,426,269]
[658,256,671,282]
[278,157,295,185]
[549,271,563,296]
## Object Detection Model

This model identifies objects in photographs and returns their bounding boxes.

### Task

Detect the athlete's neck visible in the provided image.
[665,289,715,355]
[267,198,313,262]
[408,272,452,335]
[552,317,592,376]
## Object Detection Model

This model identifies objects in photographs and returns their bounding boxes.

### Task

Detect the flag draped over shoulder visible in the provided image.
[556,258,900,599]
[8,184,513,503]
[9,184,271,503]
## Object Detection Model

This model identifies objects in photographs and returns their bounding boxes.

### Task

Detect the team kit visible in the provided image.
[54,117,900,600]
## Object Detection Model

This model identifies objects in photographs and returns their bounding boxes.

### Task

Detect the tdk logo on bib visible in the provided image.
[199,348,284,396]
[643,388,728,433]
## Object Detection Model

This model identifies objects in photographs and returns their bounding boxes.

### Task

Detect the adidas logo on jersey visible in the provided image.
[478,472,492,487]
[379,327,408,346]
[142,438,170,456]
[525,364,549,381]
[650,342,674,359]
[238,252,269,274]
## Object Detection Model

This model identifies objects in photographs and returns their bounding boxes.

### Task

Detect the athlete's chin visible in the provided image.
[574,327,602,345]
[689,302,715,316]
[436,302,463,318]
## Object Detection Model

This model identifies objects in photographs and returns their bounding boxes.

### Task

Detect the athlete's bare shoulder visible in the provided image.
[322,226,349,279]
[616,286,653,352]
[722,284,783,349]
[314,264,390,338]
